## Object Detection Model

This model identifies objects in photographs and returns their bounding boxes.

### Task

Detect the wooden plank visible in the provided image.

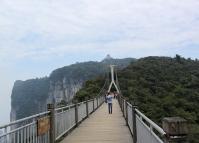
[61,99,133,143]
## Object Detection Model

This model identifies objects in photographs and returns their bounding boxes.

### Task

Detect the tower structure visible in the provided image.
[108,65,120,93]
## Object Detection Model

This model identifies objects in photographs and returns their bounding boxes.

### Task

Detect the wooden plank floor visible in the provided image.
[61,99,133,143]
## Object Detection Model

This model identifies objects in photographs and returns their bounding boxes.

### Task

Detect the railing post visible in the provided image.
[5,127,7,143]
[119,95,122,108]
[102,96,104,105]
[125,100,128,126]
[75,103,79,126]
[121,97,123,112]
[86,100,89,117]
[47,104,55,143]
[120,96,122,107]
[123,99,125,115]
[132,105,137,143]
[123,99,125,117]
[97,97,99,107]
[117,95,120,106]
[93,98,95,111]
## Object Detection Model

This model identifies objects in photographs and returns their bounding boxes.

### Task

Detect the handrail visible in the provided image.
[55,104,75,111]
[0,95,105,143]
[1,97,101,129]
[0,122,35,137]
[135,109,166,136]
[0,111,50,129]
[118,94,166,143]
[77,101,87,105]
[55,98,96,112]
[55,95,105,141]
[126,101,132,107]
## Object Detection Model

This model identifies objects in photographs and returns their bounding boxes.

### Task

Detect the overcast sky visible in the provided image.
[0,0,199,124]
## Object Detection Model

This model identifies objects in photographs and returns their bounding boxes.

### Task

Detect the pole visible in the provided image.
[75,103,78,126]
[47,104,55,143]
[97,97,99,108]
[132,105,137,143]
[121,97,124,114]
[86,100,89,117]
[93,98,95,111]
[125,100,128,125]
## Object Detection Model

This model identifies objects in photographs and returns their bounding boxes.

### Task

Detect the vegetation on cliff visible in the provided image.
[75,55,199,142]
[74,76,106,101]
[50,58,135,82]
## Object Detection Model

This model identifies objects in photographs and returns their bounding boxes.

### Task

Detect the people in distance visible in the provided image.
[106,92,113,114]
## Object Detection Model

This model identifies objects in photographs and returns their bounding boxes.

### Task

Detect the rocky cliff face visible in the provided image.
[47,78,83,104]
[10,57,135,121]
[10,78,49,121]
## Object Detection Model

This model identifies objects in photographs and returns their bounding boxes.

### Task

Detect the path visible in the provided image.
[61,99,133,143]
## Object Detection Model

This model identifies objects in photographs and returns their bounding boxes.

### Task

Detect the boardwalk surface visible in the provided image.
[61,99,133,143]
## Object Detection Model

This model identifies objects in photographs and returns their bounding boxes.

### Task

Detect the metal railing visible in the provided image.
[0,96,104,143]
[55,104,76,141]
[54,96,104,141]
[118,95,166,143]
[0,111,50,143]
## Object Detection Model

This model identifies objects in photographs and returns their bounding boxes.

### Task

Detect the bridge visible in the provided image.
[0,65,183,143]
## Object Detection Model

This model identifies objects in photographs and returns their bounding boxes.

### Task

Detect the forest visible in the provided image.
[75,55,199,143]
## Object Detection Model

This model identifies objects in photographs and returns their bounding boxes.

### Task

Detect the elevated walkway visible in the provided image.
[61,99,133,143]
[0,96,167,143]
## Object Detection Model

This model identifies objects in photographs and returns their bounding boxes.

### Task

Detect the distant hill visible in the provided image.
[50,56,134,82]
[75,55,199,143]
[10,56,136,121]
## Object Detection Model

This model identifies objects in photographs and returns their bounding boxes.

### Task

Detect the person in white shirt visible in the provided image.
[106,92,113,114]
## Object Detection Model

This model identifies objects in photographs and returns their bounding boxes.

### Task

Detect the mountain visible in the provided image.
[10,56,135,121]
[75,55,199,143]
[103,54,113,61]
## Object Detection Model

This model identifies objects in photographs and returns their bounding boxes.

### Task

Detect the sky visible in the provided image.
[0,0,199,125]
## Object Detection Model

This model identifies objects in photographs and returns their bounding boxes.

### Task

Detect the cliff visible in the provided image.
[10,78,49,121]
[10,57,135,121]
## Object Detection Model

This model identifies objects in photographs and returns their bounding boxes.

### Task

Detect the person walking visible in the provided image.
[106,92,113,114]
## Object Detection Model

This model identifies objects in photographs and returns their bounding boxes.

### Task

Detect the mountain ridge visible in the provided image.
[10,57,135,121]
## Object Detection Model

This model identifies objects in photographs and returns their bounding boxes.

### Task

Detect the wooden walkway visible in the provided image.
[61,99,133,143]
